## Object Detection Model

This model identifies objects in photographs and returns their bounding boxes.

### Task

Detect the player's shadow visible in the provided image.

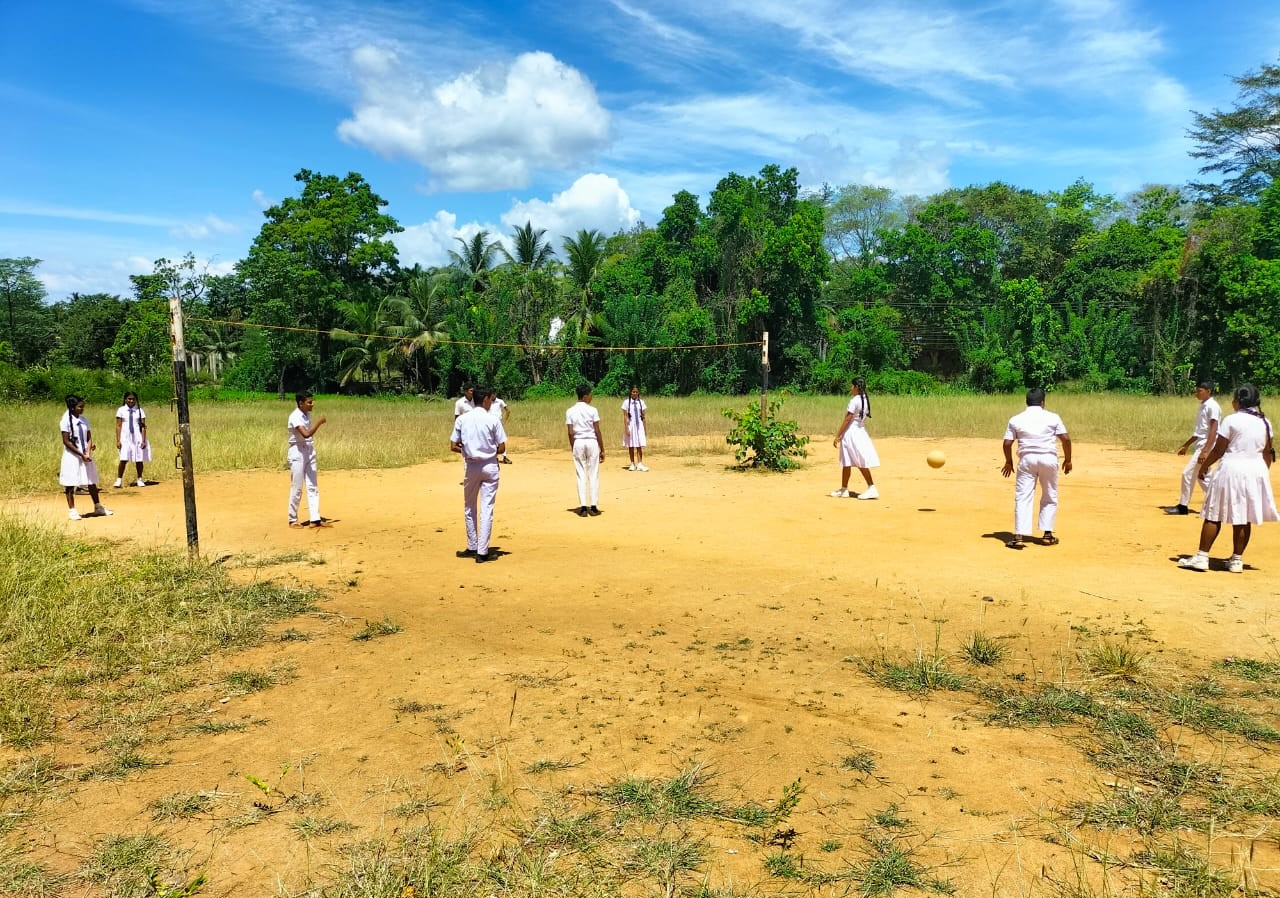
[917,507,936,513]
[983,530,1023,546]
[565,507,602,516]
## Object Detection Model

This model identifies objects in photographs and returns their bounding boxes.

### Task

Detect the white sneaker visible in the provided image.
[1227,555,1244,573]
[628,464,637,471]
[637,463,649,472]
[113,478,122,488]
[68,509,81,521]
[829,488,849,498]
[94,504,113,517]
[856,485,879,500]
[1178,553,1209,572]
[135,479,146,487]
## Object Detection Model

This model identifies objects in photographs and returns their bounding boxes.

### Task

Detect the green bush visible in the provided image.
[723,398,808,471]
[0,365,171,404]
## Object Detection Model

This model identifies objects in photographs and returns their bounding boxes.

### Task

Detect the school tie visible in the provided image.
[129,407,137,437]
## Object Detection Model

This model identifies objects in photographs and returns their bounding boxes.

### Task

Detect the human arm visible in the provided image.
[1197,435,1229,479]
[593,421,605,461]
[61,429,87,459]
[566,423,574,450]
[297,416,327,439]
[115,415,123,449]
[832,412,855,447]
[1202,418,1219,456]
[139,413,147,448]
[1001,439,1015,477]
[1058,434,1073,474]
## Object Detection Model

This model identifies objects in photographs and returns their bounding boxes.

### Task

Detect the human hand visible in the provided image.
[116,439,122,449]
[1001,462,1013,478]
[318,416,327,425]
[1176,446,1187,455]
[1063,459,1073,474]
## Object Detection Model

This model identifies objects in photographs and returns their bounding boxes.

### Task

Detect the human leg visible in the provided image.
[1232,523,1251,556]
[583,442,601,506]
[476,463,499,555]
[1036,458,1060,534]
[1178,450,1201,507]
[1198,519,1221,553]
[573,441,590,507]
[1012,459,1037,537]
[462,464,481,552]
[303,453,320,522]
[288,447,304,522]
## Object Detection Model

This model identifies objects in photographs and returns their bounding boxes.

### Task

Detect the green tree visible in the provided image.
[561,228,608,339]
[449,231,502,293]
[239,169,402,388]
[0,257,54,366]
[52,293,129,369]
[823,184,901,264]
[503,221,555,271]
[386,272,452,391]
[1189,57,1280,201]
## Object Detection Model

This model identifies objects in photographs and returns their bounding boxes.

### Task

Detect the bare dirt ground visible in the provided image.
[10,436,1280,895]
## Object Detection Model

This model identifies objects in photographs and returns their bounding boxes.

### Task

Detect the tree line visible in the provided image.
[3,58,1279,400]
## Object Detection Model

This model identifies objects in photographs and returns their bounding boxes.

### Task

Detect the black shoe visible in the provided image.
[456,549,476,558]
[1164,504,1189,515]
[588,506,601,516]
[500,456,512,464]
[577,507,588,517]
[1005,538,1024,550]
[475,552,493,564]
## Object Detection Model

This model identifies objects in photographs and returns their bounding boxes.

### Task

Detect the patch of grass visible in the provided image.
[1164,690,1280,741]
[869,804,909,830]
[524,758,582,774]
[0,755,64,800]
[1132,843,1239,897]
[860,650,966,694]
[1214,657,1280,683]
[391,698,443,715]
[962,632,1007,666]
[859,836,954,896]
[149,791,216,821]
[595,765,722,823]
[623,836,706,895]
[1067,788,1192,835]
[222,668,282,695]
[389,796,442,818]
[352,617,402,641]
[0,846,62,897]
[0,680,55,749]
[987,685,1096,727]
[79,743,161,781]
[78,833,171,896]
[291,816,355,839]
[1083,640,1151,682]
[188,719,248,735]
[840,751,878,774]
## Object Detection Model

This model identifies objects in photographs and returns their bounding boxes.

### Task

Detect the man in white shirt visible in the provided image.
[490,392,513,464]
[451,385,507,563]
[1167,380,1222,515]
[1001,387,1072,549]
[565,383,604,516]
[453,384,475,419]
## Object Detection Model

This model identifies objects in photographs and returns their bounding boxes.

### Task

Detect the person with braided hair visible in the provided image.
[1179,384,1279,573]
[622,385,648,471]
[830,377,879,500]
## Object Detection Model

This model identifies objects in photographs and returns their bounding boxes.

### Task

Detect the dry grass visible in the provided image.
[0,392,1193,496]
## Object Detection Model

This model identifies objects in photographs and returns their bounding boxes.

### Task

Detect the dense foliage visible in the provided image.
[7,57,1280,398]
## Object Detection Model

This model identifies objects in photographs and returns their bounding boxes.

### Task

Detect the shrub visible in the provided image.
[723,398,808,471]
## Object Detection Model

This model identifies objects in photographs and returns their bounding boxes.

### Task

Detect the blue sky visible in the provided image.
[2,0,1277,299]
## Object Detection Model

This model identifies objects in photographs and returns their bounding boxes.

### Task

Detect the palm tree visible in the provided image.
[331,291,397,388]
[560,229,607,335]
[386,272,451,391]
[504,221,555,271]
[449,231,502,293]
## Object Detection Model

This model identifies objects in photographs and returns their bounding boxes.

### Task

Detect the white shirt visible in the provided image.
[1004,405,1067,457]
[288,408,313,450]
[61,411,91,452]
[566,401,601,440]
[1192,397,1222,443]
[622,397,647,421]
[454,396,474,418]
[452,406,507,462]
[490,397,507,419]
[1218,411,1271,458]
[116,404,146,437]
[845,394,869,423]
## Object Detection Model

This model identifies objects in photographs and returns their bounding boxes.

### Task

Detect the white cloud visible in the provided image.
[501,174,640,242]
[0,200,175,228]
[251,189,274,210]
[171,214,240,240]
[395,211,502,268]
[338,46,612,191]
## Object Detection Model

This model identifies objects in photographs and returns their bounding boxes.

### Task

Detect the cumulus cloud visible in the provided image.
[395,210,501,268]
[501,174,640,241]
[171,214,239,240]
[338,46,611,191]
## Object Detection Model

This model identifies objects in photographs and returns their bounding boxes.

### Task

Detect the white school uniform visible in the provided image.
[1003,405,1068,536]
[490,397,507,420]
[838,394,879,468]
[454,396,474,418]
[1200,411,1280,525]
[452,407,508,554]
[59,412,99,487]
[566,400,601,506]
[1179,396,1222,507]
[622,397,647,448]
[287,407,320,523]
[116,404,152,462]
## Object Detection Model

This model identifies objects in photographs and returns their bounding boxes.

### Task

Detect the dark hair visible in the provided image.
[65,394,83,412]
[295,391,314,406]
[576,383,593,400]
[1235,384,1262,410]
[123,391,138,403]
[1025,387,1046,406]
[853,377,871,418]
[1196,380,1215,393]
[474,385,496,403]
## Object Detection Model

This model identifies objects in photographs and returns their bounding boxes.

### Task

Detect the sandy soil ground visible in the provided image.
[9,436,1280,895]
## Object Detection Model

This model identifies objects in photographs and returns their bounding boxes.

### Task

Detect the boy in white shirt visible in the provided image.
[1167,380,1221,515]
[490,392,512,464]
[566,383,604,516]
[1001,387,1072,549]
[287,391,327,527]
[451,385,507,563]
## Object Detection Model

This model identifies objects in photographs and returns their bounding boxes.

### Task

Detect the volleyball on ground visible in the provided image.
[926,450,946,469]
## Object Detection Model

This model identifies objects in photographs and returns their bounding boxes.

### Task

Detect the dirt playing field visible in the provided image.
[10,436,1280,895]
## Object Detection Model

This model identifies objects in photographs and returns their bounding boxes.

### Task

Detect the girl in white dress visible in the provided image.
[830,378,880,500]
[114,391,151,487]
[1179,384,1278,573]
[59,394,112,520]
[622,386,648,471]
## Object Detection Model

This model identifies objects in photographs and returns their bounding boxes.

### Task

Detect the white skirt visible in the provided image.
[839,425,880,469]
[1202,456,1280,525]
[119,434,152,463]
[59,451,99,487]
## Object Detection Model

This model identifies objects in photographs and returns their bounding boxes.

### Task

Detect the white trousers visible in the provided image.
[288,446,320,522]
[1179,441,1207,506]
[1014,454,1059,536]
[463,460,500,554]
[573,439,600,506]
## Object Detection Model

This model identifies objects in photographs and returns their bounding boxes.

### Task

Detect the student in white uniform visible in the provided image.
[1167,380,1222,515]
[830,377,879,499]
[59,394,112,520]
[1178,384,1279,573]
[1001,387,1072,549]
[114,391,151,487]
[451,385,508,563]
[490,392,512,464]
[566,383,604,516]
[287,391,327,527]
[453,384,475,481]
[622,385,648,471]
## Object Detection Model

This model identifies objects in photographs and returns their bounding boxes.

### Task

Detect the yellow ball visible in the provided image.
[926,450,946,469]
